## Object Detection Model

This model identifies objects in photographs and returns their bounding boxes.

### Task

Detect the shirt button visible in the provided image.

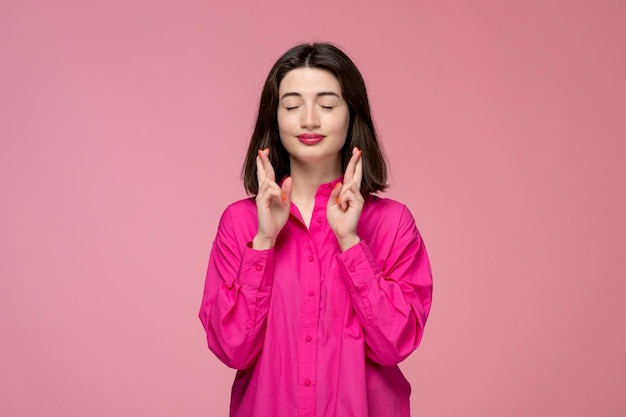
[304,378,311,387]
[255,264,262,271]
[348,265,355,273]
[305,335,312,342]
[308,255,314,262]
[316,217,323,224]
[308,291,314,297]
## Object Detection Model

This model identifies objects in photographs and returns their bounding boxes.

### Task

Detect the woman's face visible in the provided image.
[277,67,350,168]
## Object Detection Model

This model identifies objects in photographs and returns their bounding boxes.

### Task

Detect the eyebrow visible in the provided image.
[280,91,341,100]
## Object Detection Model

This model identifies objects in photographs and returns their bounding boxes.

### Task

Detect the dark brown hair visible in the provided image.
[242,42,387,195]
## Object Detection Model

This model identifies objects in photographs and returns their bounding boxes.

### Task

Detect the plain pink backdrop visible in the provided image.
[1,1,625,416]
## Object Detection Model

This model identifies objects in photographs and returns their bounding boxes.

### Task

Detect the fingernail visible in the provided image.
[281,193,287,203]
[336,197,341,205]
[257,149,262,157]
[358,150,362,157]
[334,182,341,189]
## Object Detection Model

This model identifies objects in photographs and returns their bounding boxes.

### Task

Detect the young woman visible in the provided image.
[199,42,433,417]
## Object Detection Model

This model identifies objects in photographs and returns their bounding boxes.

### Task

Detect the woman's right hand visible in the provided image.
[252,148,292,250]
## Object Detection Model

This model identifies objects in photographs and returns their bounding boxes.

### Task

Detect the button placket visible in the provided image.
[297,218,323,413]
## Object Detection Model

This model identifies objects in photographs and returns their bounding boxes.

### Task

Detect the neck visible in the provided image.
[289,156,342,203]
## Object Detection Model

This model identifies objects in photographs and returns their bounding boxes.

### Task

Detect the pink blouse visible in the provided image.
[199,178,433,417]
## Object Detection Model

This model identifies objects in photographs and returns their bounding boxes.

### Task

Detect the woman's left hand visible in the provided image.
[327,147,363,251]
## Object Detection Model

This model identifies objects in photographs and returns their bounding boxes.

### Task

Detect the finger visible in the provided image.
[256,151,266,185]
[353,149,363,190]
[281,176,293,206]
[339,180,363,210]
[329,182,343,208]
[255,177,270,202]
[259,182,283,206]
[259,148,276,182]
[343,147,360,185]
[339,188,354,211]
[339,185,356,211]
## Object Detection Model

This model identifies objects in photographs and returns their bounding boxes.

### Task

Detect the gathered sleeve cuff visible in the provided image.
[199,206,275,370]
[336,206,433,366]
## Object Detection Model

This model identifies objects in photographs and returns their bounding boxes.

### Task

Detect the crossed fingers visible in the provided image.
[336,147,363,209]
[256,148,275,185]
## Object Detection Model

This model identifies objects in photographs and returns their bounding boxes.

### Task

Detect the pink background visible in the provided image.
[1,1,625,416]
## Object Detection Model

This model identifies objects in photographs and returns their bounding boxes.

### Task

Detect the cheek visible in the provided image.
[338,111,350,134]
[277,114,293,147]
[277,112,296,134]
[277,112,286,132]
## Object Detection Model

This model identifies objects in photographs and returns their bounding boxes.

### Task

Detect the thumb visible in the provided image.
[328,182,343,208]
[281,177,293,205]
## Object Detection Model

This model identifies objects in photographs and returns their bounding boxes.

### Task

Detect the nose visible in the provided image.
[300,106,320,129]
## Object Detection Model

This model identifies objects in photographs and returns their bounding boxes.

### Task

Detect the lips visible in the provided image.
[297,133,324,145]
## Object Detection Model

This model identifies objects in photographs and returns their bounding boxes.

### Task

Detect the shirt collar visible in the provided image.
[317,176,344,196]
[278,176,344,197]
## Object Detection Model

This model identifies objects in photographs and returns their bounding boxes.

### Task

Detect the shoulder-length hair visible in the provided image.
[242,42,388,195]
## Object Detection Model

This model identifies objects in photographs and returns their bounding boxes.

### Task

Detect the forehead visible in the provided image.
[278,67,342,96]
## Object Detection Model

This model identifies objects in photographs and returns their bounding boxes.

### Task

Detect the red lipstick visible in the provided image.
[297,133,324,145]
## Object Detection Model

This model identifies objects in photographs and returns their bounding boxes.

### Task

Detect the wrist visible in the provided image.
[252,234,275,250]
[338,235,361,252]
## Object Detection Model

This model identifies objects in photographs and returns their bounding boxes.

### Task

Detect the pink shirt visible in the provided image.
[199,178,433,417]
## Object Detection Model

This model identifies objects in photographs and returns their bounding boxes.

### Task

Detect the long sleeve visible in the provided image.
[198,206,274,370]
[337,204,433,366]
[199,190,432,417]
